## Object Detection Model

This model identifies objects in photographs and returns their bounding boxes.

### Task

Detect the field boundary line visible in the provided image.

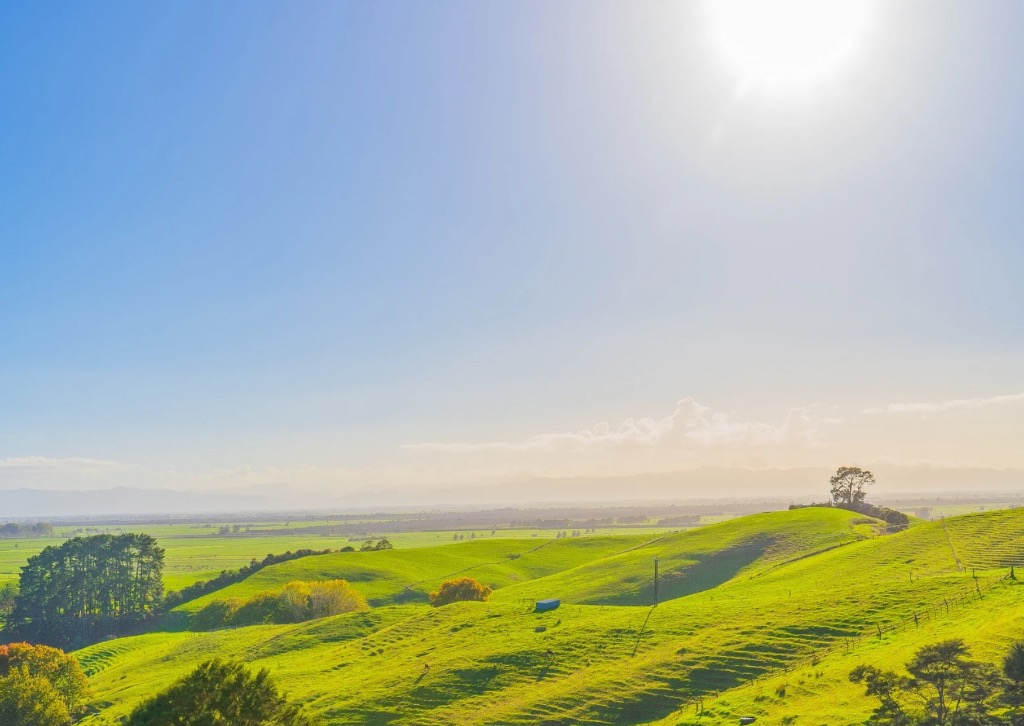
[941,517,965,572]
[746,538,861,581]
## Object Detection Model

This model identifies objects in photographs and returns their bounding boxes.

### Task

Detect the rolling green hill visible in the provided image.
[72,507,1024,725]
[174,533,655,613]
[493,507,878,606]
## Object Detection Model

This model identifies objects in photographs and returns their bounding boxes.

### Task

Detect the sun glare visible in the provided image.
[708,0,876,92]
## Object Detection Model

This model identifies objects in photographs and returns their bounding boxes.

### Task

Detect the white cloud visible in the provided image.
[404,397,837,455]
[861,392,1024,415]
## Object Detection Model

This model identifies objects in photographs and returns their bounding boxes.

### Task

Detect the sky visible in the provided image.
[1,1,1022,500]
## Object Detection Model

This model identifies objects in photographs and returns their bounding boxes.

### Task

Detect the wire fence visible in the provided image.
[658,569,1015,717]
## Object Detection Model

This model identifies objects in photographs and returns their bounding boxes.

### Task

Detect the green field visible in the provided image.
[58,506,1024,724]
[0,524,678,592]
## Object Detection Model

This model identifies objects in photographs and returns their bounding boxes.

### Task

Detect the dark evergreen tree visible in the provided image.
[126,658,318,726]
[8,533,164,648]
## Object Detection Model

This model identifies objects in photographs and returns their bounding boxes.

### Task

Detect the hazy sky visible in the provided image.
[2,1,1022,496]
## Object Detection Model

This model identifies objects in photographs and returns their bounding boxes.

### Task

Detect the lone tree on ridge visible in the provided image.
[830,466,875,508]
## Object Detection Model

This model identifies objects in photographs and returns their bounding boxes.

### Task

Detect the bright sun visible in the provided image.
[708,0,876,92]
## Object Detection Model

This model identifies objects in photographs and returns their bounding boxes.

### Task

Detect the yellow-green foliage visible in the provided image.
[0,642,91,717]
[282,580,369,621]
[193,580,368,630]
[0,666,71,726]
[429,577,492,607]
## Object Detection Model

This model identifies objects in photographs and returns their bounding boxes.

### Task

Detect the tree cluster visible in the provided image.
[164,548,336,609]
[359,538,393,551]
[0,583,16,630]
[126,658,317,726]
[828,467,910,526]
[851,638,1024,724]
[0,522,55,539]
[791,466,911,527]
[8,534,164,649]
[428,577,492,607]
[191,579,368,631]
[0,642,91,725]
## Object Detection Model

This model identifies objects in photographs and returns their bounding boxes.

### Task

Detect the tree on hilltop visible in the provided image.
[830,466,875,507]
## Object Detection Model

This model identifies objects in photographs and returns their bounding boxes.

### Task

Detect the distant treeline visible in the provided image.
[789,502,910,527]
[0,521,55,538]
[164,549,337,609]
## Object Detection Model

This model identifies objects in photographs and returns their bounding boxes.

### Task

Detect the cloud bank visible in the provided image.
[862,392,1024,415]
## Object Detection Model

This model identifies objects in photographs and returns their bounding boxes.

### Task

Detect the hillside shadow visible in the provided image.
[594,538,772,607]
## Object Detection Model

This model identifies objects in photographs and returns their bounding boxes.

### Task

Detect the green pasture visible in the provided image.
[175,534,656,612]
[57,507,1024,723]
[0,525,677,591]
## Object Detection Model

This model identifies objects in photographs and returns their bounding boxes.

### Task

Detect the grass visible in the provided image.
[174,534,655,612]
[0,525,677,590]
[70,507,1024,724]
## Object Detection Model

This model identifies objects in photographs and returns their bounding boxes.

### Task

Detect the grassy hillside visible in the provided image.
[493,507,877,606]
[942,506,1024,570]
[0,524,676,590]
[175,533,654,612]
[73,507,1024,725]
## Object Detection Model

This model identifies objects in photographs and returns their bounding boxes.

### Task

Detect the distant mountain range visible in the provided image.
[0,465,1021,518]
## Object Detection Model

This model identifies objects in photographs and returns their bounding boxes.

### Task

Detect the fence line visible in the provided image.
[661,570,1014,716]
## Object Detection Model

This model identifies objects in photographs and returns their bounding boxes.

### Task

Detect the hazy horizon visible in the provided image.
[3,2,1022,506]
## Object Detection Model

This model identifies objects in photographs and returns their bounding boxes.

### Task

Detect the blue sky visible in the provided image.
[2,1,1022,496]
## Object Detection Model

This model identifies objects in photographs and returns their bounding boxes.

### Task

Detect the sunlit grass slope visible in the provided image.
[943,506,1024,569]
[176,534,652,613]
[650,580,1024,725]
[76,508,1024,725]
[494,507,877,606]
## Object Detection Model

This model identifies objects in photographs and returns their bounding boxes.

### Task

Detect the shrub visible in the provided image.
[191,580,367,631]
[301,580,368,620]
[231,591,291,627]
[125,658,318,726]
[428,578,492,607]
[191,598,243,632]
